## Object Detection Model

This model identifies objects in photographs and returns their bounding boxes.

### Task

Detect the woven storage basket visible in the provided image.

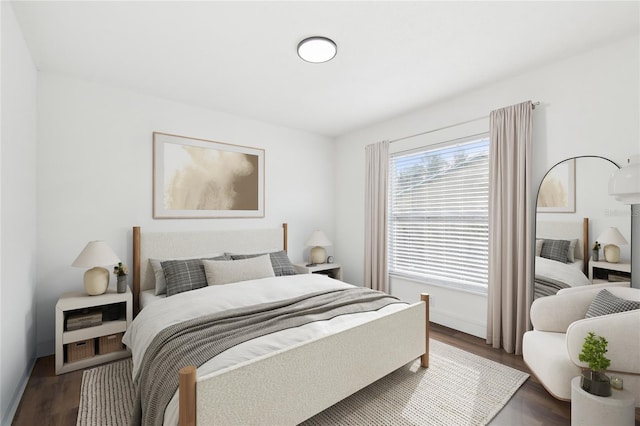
[98,333,123,355]
[67,339,95,362]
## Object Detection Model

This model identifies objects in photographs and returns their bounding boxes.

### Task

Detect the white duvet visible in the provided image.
[122,274,407,425]
[535,256,591,288]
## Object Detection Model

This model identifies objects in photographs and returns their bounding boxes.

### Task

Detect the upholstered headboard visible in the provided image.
[132,224,288,314]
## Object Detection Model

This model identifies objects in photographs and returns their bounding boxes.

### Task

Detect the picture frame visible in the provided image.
[537,158,576,213]
[153,132,265,218]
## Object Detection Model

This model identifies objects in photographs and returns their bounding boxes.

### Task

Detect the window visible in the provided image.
[388,135,490,293]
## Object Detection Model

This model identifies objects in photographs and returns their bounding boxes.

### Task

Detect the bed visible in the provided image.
[125,224,429,426]
[534,218,591,298]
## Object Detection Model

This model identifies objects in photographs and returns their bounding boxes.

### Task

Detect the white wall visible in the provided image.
[1,2,38,424]
[35,73,335,356]
[335,35,639,337]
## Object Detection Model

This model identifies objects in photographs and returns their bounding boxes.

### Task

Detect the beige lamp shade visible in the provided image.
[72,241,121,295]
[596,227,628,263]
[305,230,332,265]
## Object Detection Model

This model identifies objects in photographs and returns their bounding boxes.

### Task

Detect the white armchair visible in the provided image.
[523,283,640,407]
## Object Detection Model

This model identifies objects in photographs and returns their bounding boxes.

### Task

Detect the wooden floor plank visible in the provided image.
[11,322,640,425]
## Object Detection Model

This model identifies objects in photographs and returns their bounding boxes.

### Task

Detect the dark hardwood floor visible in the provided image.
[11,322,640,425]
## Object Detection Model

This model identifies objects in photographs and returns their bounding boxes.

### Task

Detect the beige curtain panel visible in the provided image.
[365,140,390,293]
[486,100,534,355]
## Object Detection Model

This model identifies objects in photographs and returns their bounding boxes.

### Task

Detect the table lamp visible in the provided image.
[72,241,121,295]
[305,230,332,265]
[596,227,628,263]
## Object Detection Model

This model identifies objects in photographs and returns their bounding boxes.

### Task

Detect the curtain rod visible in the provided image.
[390,101,540,144]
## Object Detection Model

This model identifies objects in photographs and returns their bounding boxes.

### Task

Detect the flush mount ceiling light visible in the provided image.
[297,36,337,63]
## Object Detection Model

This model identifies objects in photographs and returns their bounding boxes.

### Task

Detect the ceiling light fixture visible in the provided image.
[297,36,337,63]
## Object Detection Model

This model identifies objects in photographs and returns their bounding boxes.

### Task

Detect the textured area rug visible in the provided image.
[77,339,528,426]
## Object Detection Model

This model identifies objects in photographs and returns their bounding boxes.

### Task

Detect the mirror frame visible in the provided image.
[533,155,634,299]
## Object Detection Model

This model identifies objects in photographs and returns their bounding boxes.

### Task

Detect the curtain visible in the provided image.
[486,101,533,355]
[365,141,389,293]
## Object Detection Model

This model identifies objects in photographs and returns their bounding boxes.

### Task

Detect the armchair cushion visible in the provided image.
[524,285,640,407]
[523,331,580,400]
[567,309,640,375]
[530,291,596,332]
[585,289,640,318]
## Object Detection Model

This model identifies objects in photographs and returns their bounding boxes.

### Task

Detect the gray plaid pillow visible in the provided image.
[585,289,640,318]
[229,250,296,276]
[161,256,227,297]
[540,239,570,263]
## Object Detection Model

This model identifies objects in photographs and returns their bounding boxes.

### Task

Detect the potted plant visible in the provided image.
[113,262,129,293]
[592,241,601,261]
[579,331,611,397]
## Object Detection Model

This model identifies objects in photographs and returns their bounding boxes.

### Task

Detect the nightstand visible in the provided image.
[55,287,132,374]
[588,258,631,283]
[294,263,343,280]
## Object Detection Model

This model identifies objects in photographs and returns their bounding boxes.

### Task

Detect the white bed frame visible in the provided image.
[132,224,429,426]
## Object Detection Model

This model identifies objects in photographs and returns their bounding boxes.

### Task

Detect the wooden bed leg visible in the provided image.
[179,365,197,426]
[420,293,430,368]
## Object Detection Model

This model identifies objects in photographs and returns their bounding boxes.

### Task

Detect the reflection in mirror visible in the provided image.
[534,157,632,300]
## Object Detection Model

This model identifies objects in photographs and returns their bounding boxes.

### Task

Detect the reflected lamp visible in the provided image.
[596,227,628,263]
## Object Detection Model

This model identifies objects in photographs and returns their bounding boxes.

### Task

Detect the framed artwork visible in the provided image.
[153,132,265,218]
[537,158,576,213]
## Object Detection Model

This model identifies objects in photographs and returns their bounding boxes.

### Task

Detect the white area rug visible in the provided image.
[77,339,528,426]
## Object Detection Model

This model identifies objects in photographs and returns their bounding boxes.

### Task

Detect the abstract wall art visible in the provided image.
[153,132,264,218]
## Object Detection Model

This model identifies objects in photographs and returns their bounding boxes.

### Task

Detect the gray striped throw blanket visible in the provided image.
[131,287,402,426]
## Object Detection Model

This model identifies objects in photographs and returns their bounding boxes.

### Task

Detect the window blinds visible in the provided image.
[388,136,490,293]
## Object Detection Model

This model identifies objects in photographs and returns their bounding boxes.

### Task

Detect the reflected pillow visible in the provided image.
[567,239,578,263]
[540,239,571,263]
[585,289,640,318]
[535,239,544,257]
[204,255,275,286]
[228,250,296,276]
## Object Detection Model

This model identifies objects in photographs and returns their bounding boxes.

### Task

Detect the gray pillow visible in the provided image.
[540,239,571,263]
[203,255,275,286]
[150,253,228,295]
[585,289,640,318]
[161,256,227,297]
[229,250,296,276]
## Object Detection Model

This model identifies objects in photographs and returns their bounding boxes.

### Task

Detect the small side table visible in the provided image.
[588,258,632,283]
[294,263,343,280]
[55,287,132,374]
[571,376,635,426]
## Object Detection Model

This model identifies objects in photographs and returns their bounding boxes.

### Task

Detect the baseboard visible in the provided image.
[1,357,36,426]
[431,309,487,339]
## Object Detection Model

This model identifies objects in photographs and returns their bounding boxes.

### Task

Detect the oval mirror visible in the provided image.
[534,156,632,299]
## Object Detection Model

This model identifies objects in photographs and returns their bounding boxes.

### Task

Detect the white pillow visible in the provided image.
[567,238,578,263]
[203,255,275,286]
[150,253,225,295]
[535,239,543,257]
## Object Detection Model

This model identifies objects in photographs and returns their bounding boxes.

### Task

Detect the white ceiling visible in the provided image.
[11,1,639,137]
